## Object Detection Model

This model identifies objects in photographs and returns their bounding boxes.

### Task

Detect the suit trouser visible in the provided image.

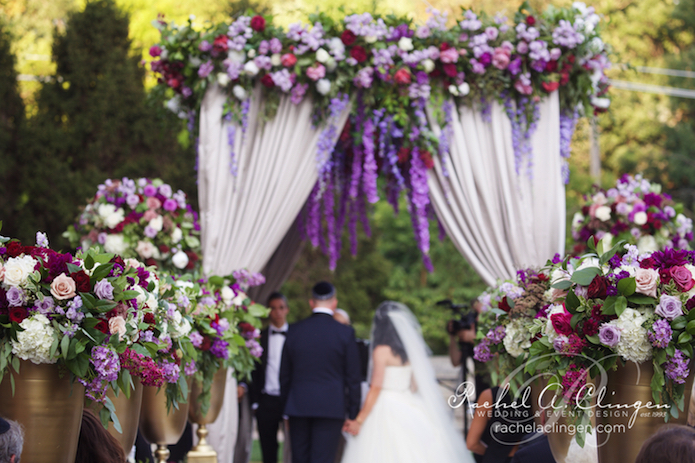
[288,416,343,463]
[257,394,286,463]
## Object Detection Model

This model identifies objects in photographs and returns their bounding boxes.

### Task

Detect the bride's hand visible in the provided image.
[343,419,361,435]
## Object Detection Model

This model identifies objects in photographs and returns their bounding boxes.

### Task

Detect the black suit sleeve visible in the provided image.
[344,327,362,420]
[279,332,292,413]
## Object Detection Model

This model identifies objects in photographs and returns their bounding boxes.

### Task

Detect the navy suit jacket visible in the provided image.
[280,312,361,420]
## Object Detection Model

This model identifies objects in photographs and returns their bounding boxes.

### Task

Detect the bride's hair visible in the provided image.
[372,301,408,362]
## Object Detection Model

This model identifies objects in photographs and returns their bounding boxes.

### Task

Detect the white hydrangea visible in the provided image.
[98,203,125,229]
[170,310,192,338]
[503,319,533,358]
[3,255,38,287]
[611,308,652,363]
[104,234,128,255]
[11,314,57,364]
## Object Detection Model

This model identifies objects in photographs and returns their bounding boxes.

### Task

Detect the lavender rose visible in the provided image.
[634,268,659,298]
[655,294,683,320]
[598,324,621,348]
[6,287,26,307]
[94,280,114,300]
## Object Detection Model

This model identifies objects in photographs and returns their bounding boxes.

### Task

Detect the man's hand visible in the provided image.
[342,419,361,436]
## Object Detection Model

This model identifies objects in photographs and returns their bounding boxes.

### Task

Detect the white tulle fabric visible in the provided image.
[342,303,472,463]
[427,92,565,286]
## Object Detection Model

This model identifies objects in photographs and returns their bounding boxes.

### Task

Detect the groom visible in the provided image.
[280,281,361,463]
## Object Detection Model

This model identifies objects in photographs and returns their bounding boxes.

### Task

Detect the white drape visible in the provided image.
[427,92,565,286]
[197,84,351,459]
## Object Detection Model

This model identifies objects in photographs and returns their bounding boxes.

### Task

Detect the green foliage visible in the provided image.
[5,0,195,246]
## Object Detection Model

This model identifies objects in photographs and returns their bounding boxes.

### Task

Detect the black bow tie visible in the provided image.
[271,330,286,336]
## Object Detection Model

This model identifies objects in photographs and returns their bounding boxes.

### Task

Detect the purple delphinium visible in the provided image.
[665,349,690,384]
[210,338,230,360]
[184,361,197,376]
[474,340,493,362]
[649,319,672,348]
[362,118,379,204]
[190,331,203,348]
[559,109,579,184]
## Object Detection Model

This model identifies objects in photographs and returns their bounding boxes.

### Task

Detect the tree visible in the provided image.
[0,21,24,230]
[9,0,195,246]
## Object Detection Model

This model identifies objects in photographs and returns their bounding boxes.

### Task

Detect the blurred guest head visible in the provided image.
[334,308,351,325]
[635,425,695,463]
[75,409,126,463]
[267,292,290,328]
[0,416,23,463]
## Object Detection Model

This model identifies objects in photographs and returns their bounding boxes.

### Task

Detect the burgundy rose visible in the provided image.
[640,257,657,269]
[671,266,695,292]
[498,296,512,313]
[341,30,357,46]
[71,270,91,293]
[545,60,558,72]
[6,241,24,258]
[261,74,275,88]
[213,35,229,54]
[560,72,570,86]
[185,251,199,271]
[95,320,109,334]
[542,81,559,93]
[143,313,156,325]
[159,244,170,254]
[587,276,608,299]
[443,63,457,77]
[420,151,434,169]
[250,15,266,32]
[660,268,672,285]
[551,312,573,336]
[200,336,212,351]
[583,318,599,337]
[9,307,28,323]
[397,147,411,164]
[350,46,368,63]
[526,16,536,26]
[394,68,411,85]
[144,258,158,268]
[686,297,695,312]
[439,42,451,51]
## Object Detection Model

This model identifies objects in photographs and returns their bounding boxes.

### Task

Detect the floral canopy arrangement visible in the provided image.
[0,231,191,428]
[65,177,202,274]
[149,2,611,269]
[161,269,267,415]
[571,174,693,256]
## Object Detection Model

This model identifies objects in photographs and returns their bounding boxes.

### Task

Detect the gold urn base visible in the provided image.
[188,424,218,463]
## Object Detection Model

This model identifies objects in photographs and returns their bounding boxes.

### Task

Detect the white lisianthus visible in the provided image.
[398,37,413,51]
[11,315,57,364]
[221,286,234,305]
[233,85,248,101]
[316,48,330,63]
[104,234,128,255]
[422,59,435,73]
[171,227,183,244]
[326,58,337,72]
[189,56,202,68]
[145,292,158,310]
[3,255,38,287]
[316,79,331,95]
[227,50,245,64]
[244,61,259,76]
[448,85,459,96]
[572,211,585,227]
[637,235,658,254]
[458,82,470,96]
[149,216,164,232]
[247,48,256,59]
[503,319,532,357]
[98,204,125,229]
[175,317,192,338]
[172,251,189,269]
[599,232,613,250]
[633,211,648,226]
[217,73,231,87]
[365,35,377,44]
[232,291,247,306]
[136,240,157,259]
[611,308,652,363]
[270,53,282,67]
[166,96,181,114]
[160,50,168,60]
[595,205,611,222]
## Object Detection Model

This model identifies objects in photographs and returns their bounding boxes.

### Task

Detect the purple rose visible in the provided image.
[143,185,157,197]
[94,280,114,300]
[144,226,158,238]
[508,57,522,75]
[149,45,162,57]
[598,324,621,348]
[33,296,55,315]
[553,335,569,352]
[656,294,683,320]
[126,194,140,208]
[163,199,178,212]
[6,287,26,307]
[198,40,212,52]
[479,52,492,66]
[415,71,429,85]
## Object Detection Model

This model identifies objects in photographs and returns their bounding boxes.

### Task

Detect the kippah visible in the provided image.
[0,416,10,435]
[312,281,336,300]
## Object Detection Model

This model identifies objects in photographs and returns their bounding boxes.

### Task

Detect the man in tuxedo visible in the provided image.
[250,292,291,463]
[280,282,361,463]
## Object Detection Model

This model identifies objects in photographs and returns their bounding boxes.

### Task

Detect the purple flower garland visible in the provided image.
[559,108,579,184]
[362,117,379,204]
[225,112,238,177]
[502,93,540,179]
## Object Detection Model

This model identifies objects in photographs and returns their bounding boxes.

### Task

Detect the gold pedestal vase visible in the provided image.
[596,361,694,463]
[187,368,228,463]
[88,377,144,455]
[139,385,190,463]
[0,361,85,463]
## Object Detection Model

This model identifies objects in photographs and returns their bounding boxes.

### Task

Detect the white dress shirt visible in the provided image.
[263,322,288,396]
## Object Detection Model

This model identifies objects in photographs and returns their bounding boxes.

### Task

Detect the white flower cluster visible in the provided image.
[503,319,532,358]
[3,255,38,287]
[542,304,567,344]
[11,314,58,364]
[610,308,652,363]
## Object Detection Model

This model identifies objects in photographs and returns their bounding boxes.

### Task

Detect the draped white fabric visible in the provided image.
[197,84,351,458]
[427,92,565,286]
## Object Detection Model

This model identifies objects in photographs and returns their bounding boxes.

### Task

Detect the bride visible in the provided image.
[341,301,473,463]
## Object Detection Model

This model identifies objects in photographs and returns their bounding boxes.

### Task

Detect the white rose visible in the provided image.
[365,35,377,44]
[247,48,256,58]
[172,251,189,269]
[146,292,158,310]
[591,97,610,109]
[217,73,231,87]
[576,256,600,272]
[175,280,194,290]
[189,56,202,68]
[244,61,259,76]
[171,227,183,244]
[633,211,648,226]
[136,240,156,259]
[316,48,330,63]
[3,255,38,287]
[595,205,611,222]
[104,234,128,255]
[221,286,234,305]
[270,53,282,67]
[448,85,459,96]
[600,232,613,250]
[637,235,658,254]
[233,85,248,101]
[149,216,164,232]
[458,82,470,96]
[398,37,414,51]
[422,59,435,73]
[175,317,192,337]
[232,292,247,306]
[326,58,337,72]
[227,50,246,64]
[316,79,331,95]
[572,211,585,227]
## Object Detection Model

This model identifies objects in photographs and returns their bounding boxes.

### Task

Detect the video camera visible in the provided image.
[437,299,477,336]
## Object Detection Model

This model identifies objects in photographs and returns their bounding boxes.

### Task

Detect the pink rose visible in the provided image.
[439,48,459,63]
[671,266,695,292]
[108,316,127,340]
[51,273,77,300]
[306,64,326,81]
[514,79,533,95]
[143,209,158,222]
[146,197,161,210]
[281,53,297,67]
[492,47,511,70]
[635,268,659,298]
